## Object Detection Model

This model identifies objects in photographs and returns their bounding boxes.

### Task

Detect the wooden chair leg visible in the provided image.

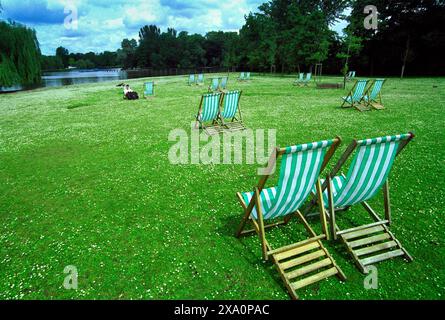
[327,176,337,241]
[254,188,268,261]
[315,179,329,240]
[383,181,392,225]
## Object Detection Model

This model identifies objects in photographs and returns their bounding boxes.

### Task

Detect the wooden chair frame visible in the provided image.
[303,133,415,273]
[235,138,346,299]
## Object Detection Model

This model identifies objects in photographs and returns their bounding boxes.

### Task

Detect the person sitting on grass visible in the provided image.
[122,84,139,100]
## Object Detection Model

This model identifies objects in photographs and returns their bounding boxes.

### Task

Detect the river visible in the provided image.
[0,69,128,93]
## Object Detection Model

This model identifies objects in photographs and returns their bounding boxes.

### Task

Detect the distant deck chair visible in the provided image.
[341,79,369,111]
[347,71,356,81]
[209,78,219,92]
[293,73,304,86]
[220,76,228,91]
[363,79,386,110]
[245,72,251,80]
[197,73,204,85]
[302,73,312,86]
[220,90,245,131]
[238,72,246,81]
[188,74,196,86]
[236,138,346,300]
[143,81,154,98]
[195,92,223,135]
[307,133,415,273]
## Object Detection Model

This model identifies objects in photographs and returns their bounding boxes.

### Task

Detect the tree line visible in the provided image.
[1,0,445,88]
[44,0,444,77]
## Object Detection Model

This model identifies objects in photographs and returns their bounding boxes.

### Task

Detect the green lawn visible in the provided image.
[0,74,444,300]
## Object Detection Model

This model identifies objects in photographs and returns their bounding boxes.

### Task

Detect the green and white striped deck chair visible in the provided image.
[363,79,386,110]
[246,72,251,80]
[236,138,346,300]
[302,73,312,86]
[293,73,304,86]
[238,72,246,81]
[220,90,245,131]
[143,81,154,98]
[188,74,196,86]
[197,73,204,85]
[346,71,356,81]
[209,78,219,92]
[341,79,369,111]
[220,76,228,90]
[310,133,415,273]
[195,92,223,135]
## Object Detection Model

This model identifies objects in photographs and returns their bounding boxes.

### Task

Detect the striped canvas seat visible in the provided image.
[341,79,369,111]
[294,73,306,86]
[198,93,221,122]
[363,79,386,110]
[221,90,241,119]
[144,81,154,96]
[221,90,244,131]
[246,72,251,80]
[343,80,368,104]
[364,79,385,102]
[188,74,195,85]
[220,76,228,90]
[197,74,204,85]
[242,140,334,220]
[210,78,219,91]
[239,72,245,81]
[314,134,411,208]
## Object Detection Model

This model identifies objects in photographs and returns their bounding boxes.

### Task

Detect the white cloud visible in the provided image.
[0,0,265,54]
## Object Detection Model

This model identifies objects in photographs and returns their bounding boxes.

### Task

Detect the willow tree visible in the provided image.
[0,21,42,87]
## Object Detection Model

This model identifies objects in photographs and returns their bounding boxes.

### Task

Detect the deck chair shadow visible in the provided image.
[306,133,415,273]
[235,138,346,300]
[341,79,369,111]
[195,92,224,136]
[143,81,155,98]
[220,90,245,132]
[364,79,386,110]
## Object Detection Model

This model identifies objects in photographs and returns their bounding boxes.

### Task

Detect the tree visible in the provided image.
[0,21,41,87]
[56,46,70,68]
[347,0,445,77]
[337,33,362,88]
[119,38,138,69]
[239,0,348,72]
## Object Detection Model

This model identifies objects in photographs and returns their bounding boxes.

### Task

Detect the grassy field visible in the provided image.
[0,74,444,300]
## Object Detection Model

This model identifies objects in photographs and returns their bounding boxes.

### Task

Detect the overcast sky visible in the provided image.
[0,0,347,56]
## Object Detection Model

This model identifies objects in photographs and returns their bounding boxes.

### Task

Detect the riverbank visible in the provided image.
[1,75,444,299]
